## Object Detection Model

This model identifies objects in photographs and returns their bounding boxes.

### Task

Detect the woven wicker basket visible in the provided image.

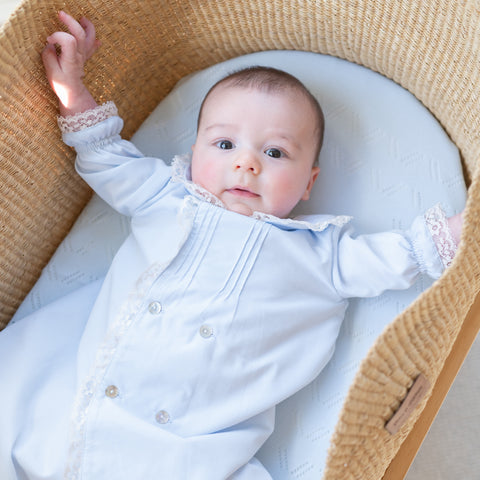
[1,0,479,478]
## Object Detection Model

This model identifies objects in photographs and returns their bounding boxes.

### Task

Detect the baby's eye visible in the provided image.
[265,148,283,159]
[216,140,234,150]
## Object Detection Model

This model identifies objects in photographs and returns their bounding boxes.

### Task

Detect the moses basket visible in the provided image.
[1,0,480,478]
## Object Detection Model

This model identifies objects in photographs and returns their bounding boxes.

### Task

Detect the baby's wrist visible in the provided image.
[58,83,98,118]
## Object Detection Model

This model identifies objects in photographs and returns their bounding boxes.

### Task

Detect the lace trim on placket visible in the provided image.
[425,204,458,268]
[58,101,119,133]
[64,261,168,479]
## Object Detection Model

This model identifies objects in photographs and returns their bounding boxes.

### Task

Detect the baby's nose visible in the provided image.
[234,150,261,174]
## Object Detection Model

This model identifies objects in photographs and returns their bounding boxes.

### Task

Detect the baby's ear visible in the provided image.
[301,166,320,201]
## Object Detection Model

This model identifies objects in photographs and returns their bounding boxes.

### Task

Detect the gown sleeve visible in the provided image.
[331,205,456,299]
[60,103,172,218]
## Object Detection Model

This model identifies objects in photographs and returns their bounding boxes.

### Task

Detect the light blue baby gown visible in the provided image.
[0,114,448,479]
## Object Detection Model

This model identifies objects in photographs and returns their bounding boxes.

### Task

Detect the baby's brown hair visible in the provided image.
[197,66,325,165]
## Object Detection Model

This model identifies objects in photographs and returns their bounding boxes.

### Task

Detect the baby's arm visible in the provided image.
[41,11,100,117]
[41,13,172,217]
[332,205,462,299]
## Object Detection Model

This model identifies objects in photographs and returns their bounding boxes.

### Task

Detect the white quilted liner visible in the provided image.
[13,51,467,478]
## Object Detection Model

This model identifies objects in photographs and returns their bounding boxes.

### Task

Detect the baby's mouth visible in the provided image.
[225,187,260,198]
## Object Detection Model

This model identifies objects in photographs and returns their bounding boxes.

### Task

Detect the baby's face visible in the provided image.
[191,85,320,218]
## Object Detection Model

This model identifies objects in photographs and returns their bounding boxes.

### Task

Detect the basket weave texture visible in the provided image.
[1,1,480,478]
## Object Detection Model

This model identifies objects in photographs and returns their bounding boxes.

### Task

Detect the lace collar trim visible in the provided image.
[171,154,352,232]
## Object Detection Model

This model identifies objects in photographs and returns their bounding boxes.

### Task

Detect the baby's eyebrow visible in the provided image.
[204,123,235,132]
[272,132,302,151]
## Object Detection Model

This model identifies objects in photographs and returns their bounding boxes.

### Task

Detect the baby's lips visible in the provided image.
[226,186,260,198]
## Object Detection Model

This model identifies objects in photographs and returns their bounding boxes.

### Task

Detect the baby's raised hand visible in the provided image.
[42,11,100,116]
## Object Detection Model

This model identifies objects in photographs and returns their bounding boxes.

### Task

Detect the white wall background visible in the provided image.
[0,0,19,24]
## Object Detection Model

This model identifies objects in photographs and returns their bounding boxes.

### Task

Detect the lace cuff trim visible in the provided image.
[57,101,118,133]
[425,204,457,268]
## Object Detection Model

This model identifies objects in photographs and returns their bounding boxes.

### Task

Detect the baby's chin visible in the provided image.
[226,202,294,219]
[228,202,254,217]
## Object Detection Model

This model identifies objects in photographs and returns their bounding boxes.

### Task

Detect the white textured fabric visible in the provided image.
[10,51,467,479]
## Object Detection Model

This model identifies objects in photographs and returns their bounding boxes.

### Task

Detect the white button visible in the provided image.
[199,324,213,338]
[105,385,119,398]
[148,301,163,315]
[155,410,170,424]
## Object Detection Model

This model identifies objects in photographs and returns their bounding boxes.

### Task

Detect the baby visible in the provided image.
[0,12,463,480]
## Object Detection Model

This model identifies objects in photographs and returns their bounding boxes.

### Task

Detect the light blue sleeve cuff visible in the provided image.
[62,116,124,151]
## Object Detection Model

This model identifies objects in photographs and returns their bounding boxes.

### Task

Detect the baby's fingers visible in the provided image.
[45,31,81,69]
[41,43,61,80]
[79,16,101,59]
[58,11,100,61]
[58,11,87,51]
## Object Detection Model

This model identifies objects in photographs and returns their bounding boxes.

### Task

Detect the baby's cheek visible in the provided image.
[192,159,222,192]
[268,175,304,216]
